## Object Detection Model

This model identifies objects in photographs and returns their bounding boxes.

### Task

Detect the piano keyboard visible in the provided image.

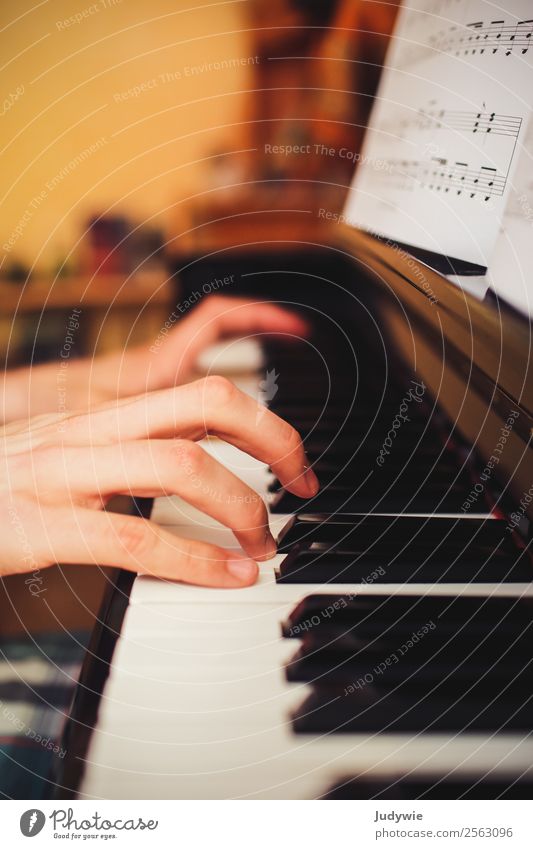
[79,334,533,800]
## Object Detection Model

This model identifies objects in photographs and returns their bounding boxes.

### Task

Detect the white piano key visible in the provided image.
[110,637,292,677]
[119,603,282,635]
[96,685,303,739]
[81,725,533,800]
[130,561,533,606]
[99,666,298,712]
[80,350,533,800]
[195,338,265,376]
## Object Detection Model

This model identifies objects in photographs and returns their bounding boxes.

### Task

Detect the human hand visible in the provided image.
[2,297,309,421]
[1,377,318,587]
[108,294,310,396]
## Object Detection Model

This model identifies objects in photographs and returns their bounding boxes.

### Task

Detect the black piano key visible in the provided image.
[323,775,533,799]
[269,446,479,513]
[304,441,442,466]
[271,452,467,486]
[271,386,357,407]
[282,593,533,639]
[291,678,533,733]
[277,514,510,553]
[270,482,475,515]
[269,437,459,485]
[298,410,431,438]
[311,459,464,489]
[285,625,533,685]
[270,398,407,423]
[268,459,461,494]
[269,372,360,404]
[268,403,356,424]
[276,540,531,583]
[274,411,431,443]
[302,441,382,462]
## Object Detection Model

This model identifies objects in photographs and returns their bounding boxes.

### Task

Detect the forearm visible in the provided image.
[2,360,86,422]
[2,367,32,422]
[1,356,119,423]
[0,346,164,423]
[1,298,308,422]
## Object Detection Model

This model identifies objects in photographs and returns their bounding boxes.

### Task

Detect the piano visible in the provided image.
[54,0,533,800]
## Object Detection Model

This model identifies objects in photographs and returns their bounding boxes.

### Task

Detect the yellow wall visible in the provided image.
[1,0,253,272]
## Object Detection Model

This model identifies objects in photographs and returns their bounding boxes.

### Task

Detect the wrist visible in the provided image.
[91,347,154,398]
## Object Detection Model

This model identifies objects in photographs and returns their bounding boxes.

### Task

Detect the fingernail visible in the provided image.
[303,462,319,496]
[227,556,258,582]
[261,529,277,560]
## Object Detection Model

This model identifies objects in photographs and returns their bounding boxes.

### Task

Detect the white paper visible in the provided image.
[343,0,533,269]
[487,118,533,317]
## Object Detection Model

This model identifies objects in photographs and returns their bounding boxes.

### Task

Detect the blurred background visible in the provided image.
[1,0,397,365]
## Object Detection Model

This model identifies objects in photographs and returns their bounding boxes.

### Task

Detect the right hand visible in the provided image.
[1,376,319,588]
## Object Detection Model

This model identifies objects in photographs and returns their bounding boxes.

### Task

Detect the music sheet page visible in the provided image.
[488,118,533,316]
[343,0,533,269]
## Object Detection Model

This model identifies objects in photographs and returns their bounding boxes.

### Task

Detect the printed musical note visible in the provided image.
[376,158,508,201]
[462,18,533,56]
[407,108,522,139]
[395,16,533,67]
[345,0,532,268]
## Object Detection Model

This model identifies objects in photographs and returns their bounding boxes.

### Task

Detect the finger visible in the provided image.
[61,378,319,498]
[32,505,260,588]
[196,296,310,338]
[30,440,276,561]
[164,297,310,380]
[181,296,310,351]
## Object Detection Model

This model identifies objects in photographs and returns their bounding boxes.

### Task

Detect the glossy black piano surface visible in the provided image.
[55,235,533,800]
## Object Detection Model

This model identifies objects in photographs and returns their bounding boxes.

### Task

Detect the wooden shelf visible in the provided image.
[0,271,173,314]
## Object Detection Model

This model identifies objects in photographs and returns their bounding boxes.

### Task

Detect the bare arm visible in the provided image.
[1,296,309,422]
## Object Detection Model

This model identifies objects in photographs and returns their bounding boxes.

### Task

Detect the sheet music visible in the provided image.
[343,0,533,269]
[487,118,533,317]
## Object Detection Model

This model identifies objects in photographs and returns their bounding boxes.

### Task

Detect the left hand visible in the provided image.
[3,296,309,421]
[112,294,310,396]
